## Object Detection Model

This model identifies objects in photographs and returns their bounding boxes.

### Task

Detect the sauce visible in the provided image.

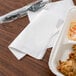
[68,22,76,41]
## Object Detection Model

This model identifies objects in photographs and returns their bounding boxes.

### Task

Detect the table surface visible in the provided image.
[0,0,76,76]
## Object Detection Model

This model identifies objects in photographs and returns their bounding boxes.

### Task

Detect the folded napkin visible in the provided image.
[27,0,74,47]
[8,0,74,60]
[8,10,59,60]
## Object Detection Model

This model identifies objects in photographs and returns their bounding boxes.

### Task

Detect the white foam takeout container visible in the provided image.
[49,6,76,76]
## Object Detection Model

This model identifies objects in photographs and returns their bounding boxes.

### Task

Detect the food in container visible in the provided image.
[57,44,76,76]
[68,21,76,41]
[49,6,76,76]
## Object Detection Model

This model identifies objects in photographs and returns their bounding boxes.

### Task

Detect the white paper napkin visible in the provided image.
[8,0,74,60]
[28,0,74,21]
[27,0,74,47]
[8,10,59,60]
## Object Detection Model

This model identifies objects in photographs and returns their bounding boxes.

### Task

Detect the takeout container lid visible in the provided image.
[48,6,76,76]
